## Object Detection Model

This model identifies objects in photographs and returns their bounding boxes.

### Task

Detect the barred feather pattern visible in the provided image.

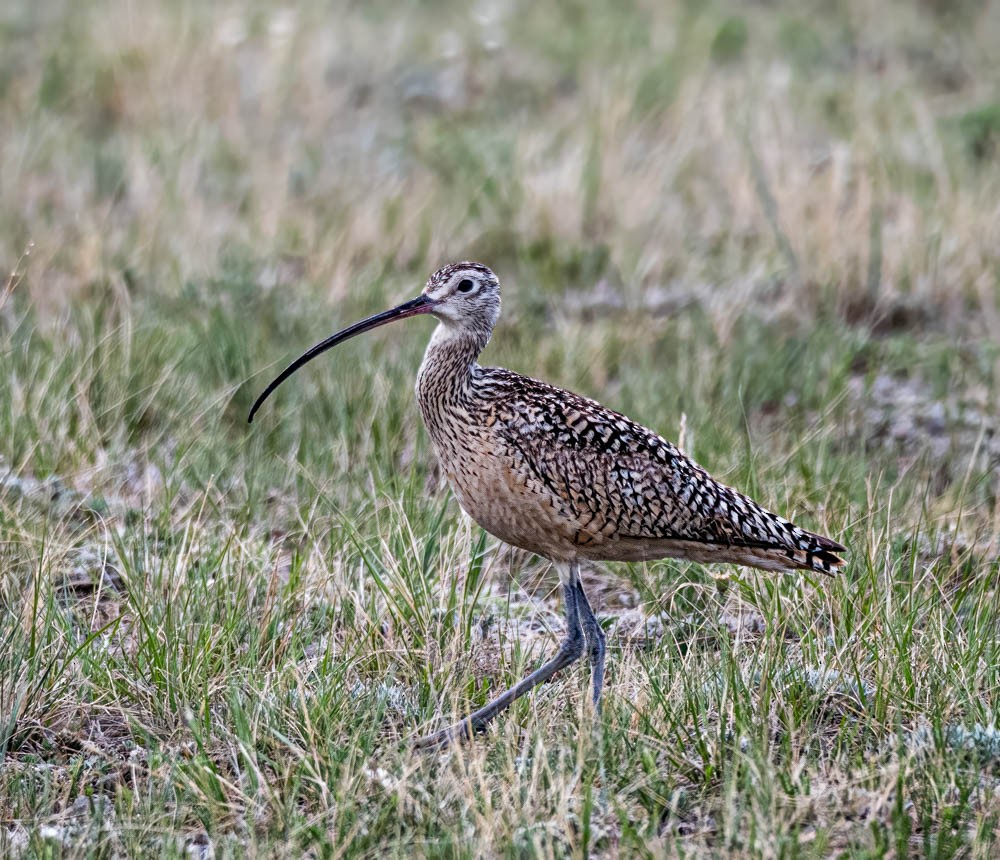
[416,322,845,575]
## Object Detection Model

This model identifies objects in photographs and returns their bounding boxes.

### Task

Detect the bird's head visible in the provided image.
[421,261,501,336]
[248,261,501,422]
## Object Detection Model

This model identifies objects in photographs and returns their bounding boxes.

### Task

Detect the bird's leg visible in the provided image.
[574,576,606,709]
[412,573,585,750]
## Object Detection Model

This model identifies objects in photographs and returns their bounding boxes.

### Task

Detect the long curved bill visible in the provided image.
[248,294,436,423]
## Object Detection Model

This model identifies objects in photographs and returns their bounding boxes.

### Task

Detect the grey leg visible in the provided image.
[413,574,586,750]
[575,577,606,709]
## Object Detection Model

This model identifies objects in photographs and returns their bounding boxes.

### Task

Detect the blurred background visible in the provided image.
[2,1,1000,854]
[4,0,998,316]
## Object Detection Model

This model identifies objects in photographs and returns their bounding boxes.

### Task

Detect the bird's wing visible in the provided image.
[487,370,844,572]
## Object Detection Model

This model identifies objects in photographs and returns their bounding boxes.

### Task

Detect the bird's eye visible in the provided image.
[457,278,475,293]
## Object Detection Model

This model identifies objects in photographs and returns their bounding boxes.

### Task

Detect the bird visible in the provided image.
[248,262,846,748]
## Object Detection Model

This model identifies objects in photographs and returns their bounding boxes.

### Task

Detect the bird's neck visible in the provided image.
[415,324,487,439]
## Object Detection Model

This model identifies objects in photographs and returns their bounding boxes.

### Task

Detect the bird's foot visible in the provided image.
[411,718,477,751]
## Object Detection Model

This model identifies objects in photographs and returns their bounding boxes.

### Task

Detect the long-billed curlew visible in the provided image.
[249,262,845,748]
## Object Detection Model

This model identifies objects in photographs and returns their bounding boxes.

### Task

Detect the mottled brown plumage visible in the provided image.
[250,261,846,748]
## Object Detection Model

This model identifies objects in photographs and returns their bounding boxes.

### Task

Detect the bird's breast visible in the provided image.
[431,427,579,560]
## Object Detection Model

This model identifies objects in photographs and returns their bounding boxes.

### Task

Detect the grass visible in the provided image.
[2,0,1000,855]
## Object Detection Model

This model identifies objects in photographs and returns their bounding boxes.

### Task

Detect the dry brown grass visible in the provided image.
[2,0,1000,856]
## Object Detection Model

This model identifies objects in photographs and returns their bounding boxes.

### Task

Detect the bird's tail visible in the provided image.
[723,527,846,575]
[717,483,847,575]
[780,528,846,574]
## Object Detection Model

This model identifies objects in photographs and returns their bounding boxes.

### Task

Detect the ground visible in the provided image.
[1,0,1000,856]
